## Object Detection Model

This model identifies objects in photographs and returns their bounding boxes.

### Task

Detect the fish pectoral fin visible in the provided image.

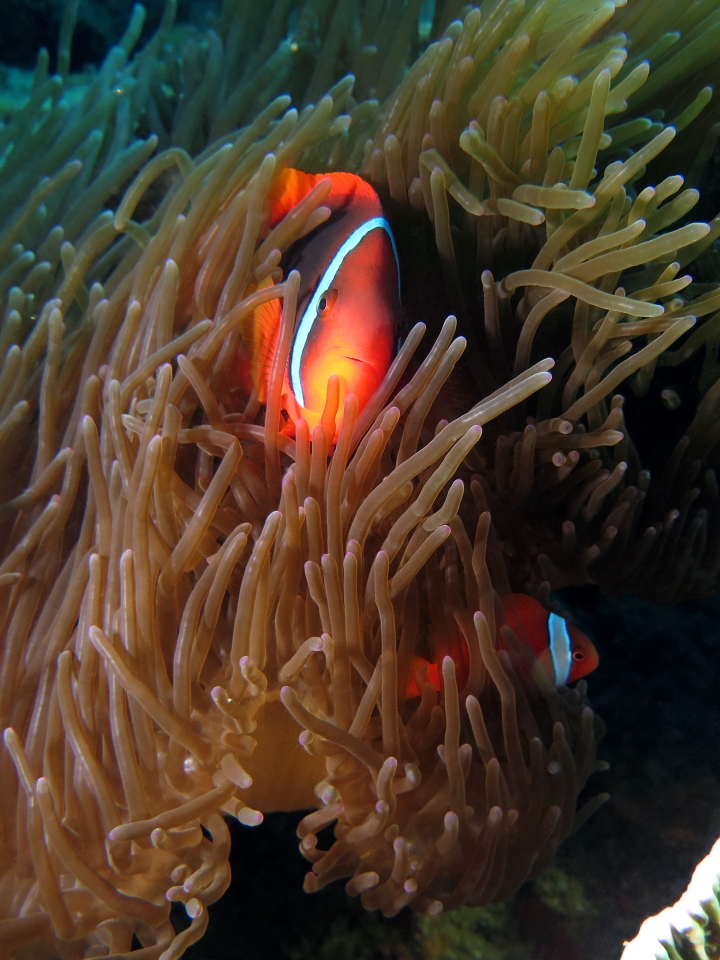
[248,283,283,404]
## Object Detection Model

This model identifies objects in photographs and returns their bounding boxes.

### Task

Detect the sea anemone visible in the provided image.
[621,833,720,960]
[356,0,720,603]
[0,0,719,956]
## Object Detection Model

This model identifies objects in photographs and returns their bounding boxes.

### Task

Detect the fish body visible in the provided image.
[405,594,598,698]
[245,168,401,433]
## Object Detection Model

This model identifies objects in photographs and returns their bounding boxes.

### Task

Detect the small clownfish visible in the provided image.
[243,168,401,433]
[405,594,598,698]
[500,593,598,688]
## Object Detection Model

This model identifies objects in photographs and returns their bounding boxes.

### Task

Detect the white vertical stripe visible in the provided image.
[289,216,399,407]
[547,612,572,686]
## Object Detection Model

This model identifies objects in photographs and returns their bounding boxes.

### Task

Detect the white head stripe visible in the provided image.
[547,612,572,686]
[289,216,399,407]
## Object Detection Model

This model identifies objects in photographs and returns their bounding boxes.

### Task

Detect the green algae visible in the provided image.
[418,903,535,960]
[534,864,595,919]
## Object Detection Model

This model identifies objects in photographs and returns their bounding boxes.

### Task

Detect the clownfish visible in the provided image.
[405,594,598,698]
[243,168,401,433]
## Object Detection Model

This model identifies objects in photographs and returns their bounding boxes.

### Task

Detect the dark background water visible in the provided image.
[3,2,720,957]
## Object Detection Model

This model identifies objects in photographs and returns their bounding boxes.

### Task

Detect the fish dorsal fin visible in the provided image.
[243,276,282,404]
[268,168,380,228]
[268,169,329,227]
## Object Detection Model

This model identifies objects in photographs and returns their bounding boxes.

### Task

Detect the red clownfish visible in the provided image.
[405,594,598,698]
[244,169,401,433]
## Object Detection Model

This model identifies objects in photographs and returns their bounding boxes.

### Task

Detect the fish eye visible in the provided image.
[317,288,338,318]
[572,650,584,660]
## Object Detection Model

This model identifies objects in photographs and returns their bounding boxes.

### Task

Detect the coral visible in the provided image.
[622,833,720,960]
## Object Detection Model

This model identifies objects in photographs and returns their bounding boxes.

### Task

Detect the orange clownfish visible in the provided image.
[405,595,598,698]
[246,169,401,432]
